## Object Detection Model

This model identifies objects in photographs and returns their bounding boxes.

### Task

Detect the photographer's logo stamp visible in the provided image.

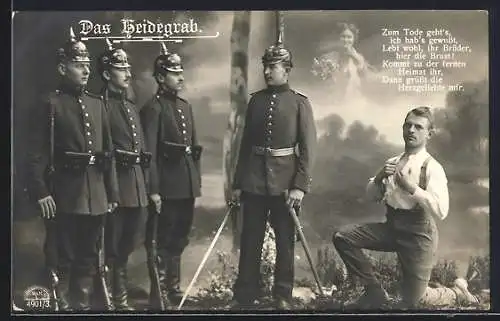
[22,285,51,311]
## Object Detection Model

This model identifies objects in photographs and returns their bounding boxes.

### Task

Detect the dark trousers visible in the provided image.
[146,198,195,259]
[333,206,438,306]
[57,213,105,276]
[105,207,146,267]
[233,192,296,303]
[44,219,59,271]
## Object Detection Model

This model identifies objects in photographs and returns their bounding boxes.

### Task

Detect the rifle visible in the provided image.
[97,223,114,311]
[147,203,165,310]
[45,98,60,311]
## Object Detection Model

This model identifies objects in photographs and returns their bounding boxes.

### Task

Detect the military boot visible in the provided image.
[112,264,134,311]
[73,273,94,311]
[166,256,184,305]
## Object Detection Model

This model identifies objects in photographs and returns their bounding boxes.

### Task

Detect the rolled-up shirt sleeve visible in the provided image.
[412,160,449,220]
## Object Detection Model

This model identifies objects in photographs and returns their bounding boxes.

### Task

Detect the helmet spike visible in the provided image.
[160,42,169,56]
[105,37,114,51]
[276,11,285,48]
[70,27,77,43]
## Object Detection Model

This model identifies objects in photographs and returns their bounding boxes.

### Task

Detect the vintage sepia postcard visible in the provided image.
[11,10,490,314]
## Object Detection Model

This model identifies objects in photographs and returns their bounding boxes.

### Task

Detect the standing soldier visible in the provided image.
[96,39,149,311]
[140,42,202,308]
[230,26,317,309]
[25,28,119,311]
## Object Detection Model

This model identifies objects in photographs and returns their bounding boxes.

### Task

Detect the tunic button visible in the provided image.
[85,122,90,127]
[182,123,186,127]
[84,113,89,117]
[133,132,137,137]
[268,122,272,127]
[127,108,131,113]
[81,105,86,109]
[78,98,82,103]
[271,101,274,105]
[181,115,185,119]
[134,149,138,153]
[87,132,91,136]
[272,94,276,98]
[178,109,182,113]
[156,95,160,99]
[88,150,92,153]
[269,108,273,112]
[268,115,272,119]
[129,117,133,121]
[132,124,136,129]
[88,140,93,145]
[182,130,187,134]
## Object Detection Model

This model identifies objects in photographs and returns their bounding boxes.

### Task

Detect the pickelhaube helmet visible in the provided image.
[153,42,183,75]
[56,27,91,63]
[262,17,293,68]
[98,38,131,72]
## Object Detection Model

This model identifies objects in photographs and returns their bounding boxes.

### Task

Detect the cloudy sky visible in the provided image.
[173,10,489,145]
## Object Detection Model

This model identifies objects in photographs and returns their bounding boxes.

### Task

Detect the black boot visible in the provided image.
[49,268,72,311]
[74,273,94,311]
[166,256,184,305]
[113,265,134,311]
[148,257,170,310]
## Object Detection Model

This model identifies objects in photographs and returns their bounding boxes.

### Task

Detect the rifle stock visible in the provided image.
[147,204,165,310]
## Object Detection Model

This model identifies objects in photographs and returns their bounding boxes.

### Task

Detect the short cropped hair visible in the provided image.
[405,106,435,130]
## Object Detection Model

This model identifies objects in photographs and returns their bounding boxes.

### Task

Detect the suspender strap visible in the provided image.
[418,156,432,190]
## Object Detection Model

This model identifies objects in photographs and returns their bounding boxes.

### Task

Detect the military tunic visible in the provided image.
[140,88,201,199]
[26,84,119,215]
[102,88,148,208]
[233,83,317,195]
[232,83,317,304]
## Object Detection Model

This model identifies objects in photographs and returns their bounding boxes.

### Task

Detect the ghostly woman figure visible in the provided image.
[312,23,372,103]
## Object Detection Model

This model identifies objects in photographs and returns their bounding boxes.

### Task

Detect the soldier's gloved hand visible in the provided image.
[38,195,56,219]
[107,202,118,213]
[286,189,304,210]
[150,194,162,214]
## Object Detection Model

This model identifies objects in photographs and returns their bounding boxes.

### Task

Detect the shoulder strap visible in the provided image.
[418,156,432,190]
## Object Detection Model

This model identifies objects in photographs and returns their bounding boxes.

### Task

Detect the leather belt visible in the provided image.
[252,146,295,157]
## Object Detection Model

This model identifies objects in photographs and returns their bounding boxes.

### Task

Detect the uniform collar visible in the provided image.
[58,82,85,97]
[265,83,290,93]
[103,87,127,101]
[157,87,178,99]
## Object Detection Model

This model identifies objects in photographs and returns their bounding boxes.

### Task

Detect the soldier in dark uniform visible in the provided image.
[140,42,202,307]
[25,28,119,311]
[96,39,149,310]
[231,31,317,309]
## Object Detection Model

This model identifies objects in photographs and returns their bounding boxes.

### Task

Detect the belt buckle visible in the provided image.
[136,156,141,164]
[89,155,96,165]
[185,146,192,155]
[264,147,272,155]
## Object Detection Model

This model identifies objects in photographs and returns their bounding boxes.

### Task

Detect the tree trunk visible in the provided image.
[223,11,251,252]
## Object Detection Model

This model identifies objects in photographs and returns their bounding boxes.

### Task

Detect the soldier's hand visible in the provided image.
[150,194,162,214]
[286,189,304,210]
[38,195,56,219]
[107,202,118,213]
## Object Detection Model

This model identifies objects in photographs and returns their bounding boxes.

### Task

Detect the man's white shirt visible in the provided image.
[366,148,449,220]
